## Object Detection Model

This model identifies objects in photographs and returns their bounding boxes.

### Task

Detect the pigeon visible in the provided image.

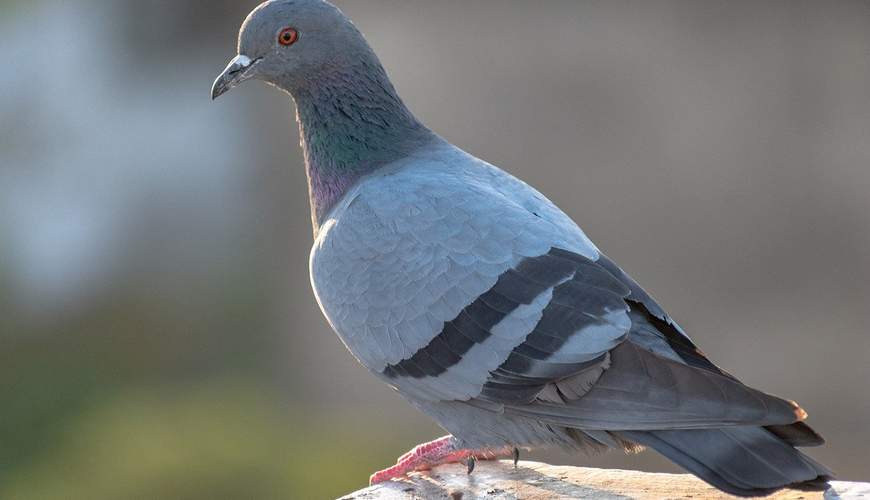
[212,0,832,496]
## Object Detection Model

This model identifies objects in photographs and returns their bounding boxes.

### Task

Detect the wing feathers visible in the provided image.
[472,248,632,404]
[505,341,805,430]
[378,245,811,439]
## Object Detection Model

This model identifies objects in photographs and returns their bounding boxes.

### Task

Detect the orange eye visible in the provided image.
[279,28,298,46]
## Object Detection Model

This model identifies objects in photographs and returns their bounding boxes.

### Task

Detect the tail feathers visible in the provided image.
[764,421,825,447]
[615,426,832,497]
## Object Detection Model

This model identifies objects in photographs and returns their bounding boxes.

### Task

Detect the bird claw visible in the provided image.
[370,436,517,485]
[513,447,520,467]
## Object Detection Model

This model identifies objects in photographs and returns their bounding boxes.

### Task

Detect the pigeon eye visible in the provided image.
[279,28,298,46]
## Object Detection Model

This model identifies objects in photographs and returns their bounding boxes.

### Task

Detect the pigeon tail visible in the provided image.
[615,426,832,497]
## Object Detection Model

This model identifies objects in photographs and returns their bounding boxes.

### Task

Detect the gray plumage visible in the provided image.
[212,0,832,496]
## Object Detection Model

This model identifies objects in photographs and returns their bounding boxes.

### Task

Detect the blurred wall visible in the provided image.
[1,1,868,498]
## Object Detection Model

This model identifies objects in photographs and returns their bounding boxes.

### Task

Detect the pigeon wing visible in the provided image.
[311,150,805,430]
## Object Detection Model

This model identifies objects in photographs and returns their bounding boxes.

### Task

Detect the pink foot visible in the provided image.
[369,436,514,485]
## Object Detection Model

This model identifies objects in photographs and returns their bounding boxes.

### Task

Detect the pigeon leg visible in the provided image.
[369,435,513,485]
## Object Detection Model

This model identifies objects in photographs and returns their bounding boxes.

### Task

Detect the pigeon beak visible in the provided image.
[211,54,260,100]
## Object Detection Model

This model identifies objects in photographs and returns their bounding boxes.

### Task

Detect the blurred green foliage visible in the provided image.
[0,252,407,500]
[0,376,399,500]
[0,230,401,499]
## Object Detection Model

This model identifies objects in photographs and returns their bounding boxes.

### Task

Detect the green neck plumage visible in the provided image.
[292,57,435,233]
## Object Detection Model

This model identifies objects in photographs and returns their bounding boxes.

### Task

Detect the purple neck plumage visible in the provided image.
[292,57,435,234]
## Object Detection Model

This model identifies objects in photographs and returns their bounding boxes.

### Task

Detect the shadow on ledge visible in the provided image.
[339,461,868,500]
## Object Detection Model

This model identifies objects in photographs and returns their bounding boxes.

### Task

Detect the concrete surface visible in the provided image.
[339,461,869,500]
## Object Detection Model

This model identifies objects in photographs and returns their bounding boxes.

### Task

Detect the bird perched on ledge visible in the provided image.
[212,0,832,496]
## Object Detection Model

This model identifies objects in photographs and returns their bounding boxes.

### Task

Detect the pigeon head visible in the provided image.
[212,0,368,99]
[212,0,435,232]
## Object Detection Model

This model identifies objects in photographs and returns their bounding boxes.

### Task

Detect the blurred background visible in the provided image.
[2,0,869,498]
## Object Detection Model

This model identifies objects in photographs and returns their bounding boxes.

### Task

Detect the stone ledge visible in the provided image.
[339,461,868,500]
